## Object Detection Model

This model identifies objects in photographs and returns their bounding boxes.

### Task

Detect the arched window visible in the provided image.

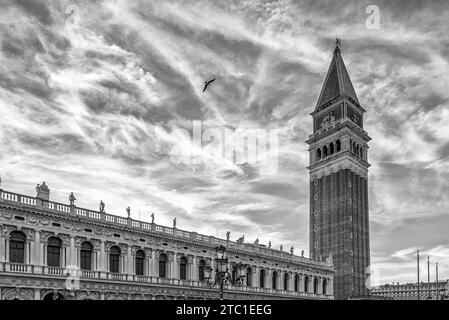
[294,274,299,292]
[47,237,62,267]
[336,139,341,152]
[135,250,145,276]
[80,242,93,270]
[329,142,335,155]
[284,273,289,291]
[109,246,121,273]
[304,276,309,293]
[9,231,26,264]
[179,257,188,280]
[316,148,322,160]
[323,146,328,157]
[43,292,64,300]
[198,260,205,281]
[314,277,319,294]
[260,269,266,288]
[272,271,278,290]
[246,267,252,287]
[159,253,167,278]
[323,279,328,295]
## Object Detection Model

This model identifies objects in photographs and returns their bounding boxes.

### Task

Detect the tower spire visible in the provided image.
[314,38,359,111]
[335,37,341,53]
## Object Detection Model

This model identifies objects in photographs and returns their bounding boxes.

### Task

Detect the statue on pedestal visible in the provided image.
[173,217,177,228]
[99,201,105,213]
[268,241,271,249]
[151,213,155,224]
[69,192,76,206]
[126,207,131,218]
[226,231,230,242]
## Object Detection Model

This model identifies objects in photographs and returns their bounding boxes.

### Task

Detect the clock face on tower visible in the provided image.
[315,105,343,131]
[346,106,363,128]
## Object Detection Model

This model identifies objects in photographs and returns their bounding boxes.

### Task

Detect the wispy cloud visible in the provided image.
[0,0,448,283]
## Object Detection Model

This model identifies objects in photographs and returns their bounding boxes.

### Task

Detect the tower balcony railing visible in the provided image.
[0,188,333,271]
[0,262,333,299]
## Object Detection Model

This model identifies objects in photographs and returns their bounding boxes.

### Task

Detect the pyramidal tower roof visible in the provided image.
[315,39,359,111]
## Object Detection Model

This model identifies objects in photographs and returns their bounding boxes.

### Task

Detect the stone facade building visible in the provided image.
[371,281,449,300]
[0,185,334,300]
[307,41,371,299]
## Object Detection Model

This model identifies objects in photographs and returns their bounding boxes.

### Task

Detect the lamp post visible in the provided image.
[436,263,439,300]
[204,245,246,300]
[427,257,431,300]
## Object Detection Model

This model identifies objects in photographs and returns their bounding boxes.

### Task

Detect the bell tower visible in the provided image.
[306,40,371,300]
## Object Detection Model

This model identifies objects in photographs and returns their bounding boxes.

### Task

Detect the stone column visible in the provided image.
[251,267,259,288]
[288,272,294,291]
[210,259,215,284]
[328,278,334,296]
[309,276,314,294]
[276,271,280,290]
[264,268,269,289]
[150,250,156,277]
[127,247,132,274]
[77,246,81,268]
[144,254,149,276]
[318,277,323,295]
[26,240,32,264]
[0,226,4,263]
[300,274,305,292]
[62,246,67,267]
[99,241,106,271]
[120,253,125,273]
[30,231,39,265]
[192,257,198,281]
[5,238,9,262]
[171,254,177,278]
[34,289,41,300]
[0,229,3,264]
[42,242,47,266]
[188,258,193,280]
[68,236,75,266]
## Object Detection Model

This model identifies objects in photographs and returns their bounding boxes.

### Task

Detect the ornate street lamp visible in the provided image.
[204,245,247,300]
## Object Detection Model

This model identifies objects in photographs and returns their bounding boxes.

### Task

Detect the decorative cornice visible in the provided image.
[309,155,368,180]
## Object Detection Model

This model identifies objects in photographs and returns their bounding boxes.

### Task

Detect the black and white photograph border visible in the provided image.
[0,0,448,308]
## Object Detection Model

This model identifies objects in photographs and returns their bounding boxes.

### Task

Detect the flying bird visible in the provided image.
[202,78,216,92]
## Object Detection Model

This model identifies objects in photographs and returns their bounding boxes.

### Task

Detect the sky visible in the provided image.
[0,0,448,286]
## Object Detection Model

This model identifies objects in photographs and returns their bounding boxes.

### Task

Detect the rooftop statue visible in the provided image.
[236,235,244,244]
[69,192,76,206]
[99,201,105,213]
